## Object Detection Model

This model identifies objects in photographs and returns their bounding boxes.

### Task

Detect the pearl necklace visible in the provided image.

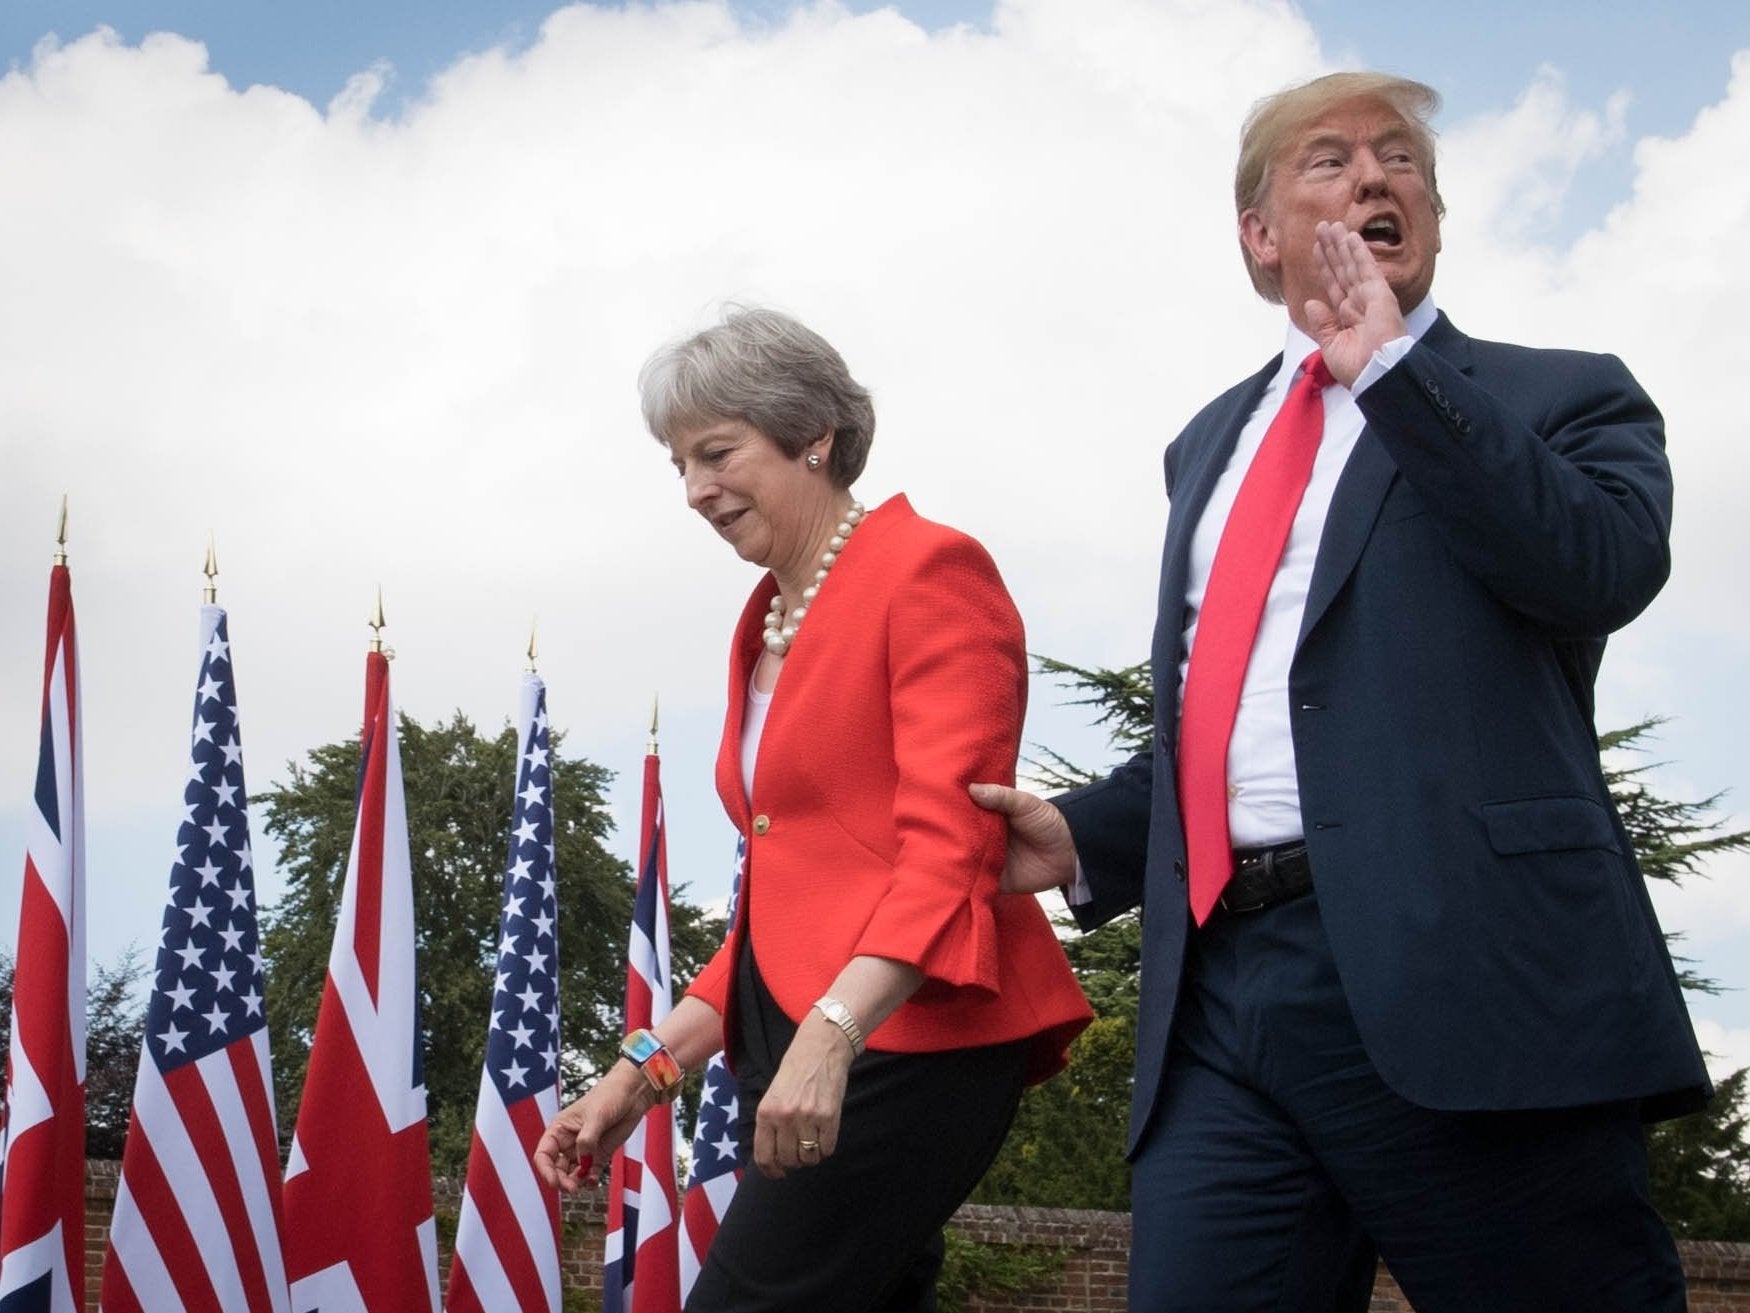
[763,501,866,656]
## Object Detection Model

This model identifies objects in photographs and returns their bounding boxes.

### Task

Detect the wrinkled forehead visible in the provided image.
[1282,95,1420,162]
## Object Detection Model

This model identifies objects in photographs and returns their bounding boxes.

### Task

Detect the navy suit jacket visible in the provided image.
[1058,312,1710,1154]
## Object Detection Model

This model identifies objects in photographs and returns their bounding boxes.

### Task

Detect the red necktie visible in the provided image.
[1178,350,1332,924]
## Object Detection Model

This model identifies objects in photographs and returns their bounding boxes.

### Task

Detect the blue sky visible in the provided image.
[7,0,1747,222]
[3,1,1748,1080]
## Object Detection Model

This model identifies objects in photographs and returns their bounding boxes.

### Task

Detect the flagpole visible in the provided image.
[0,494,86,1311]
[370,585,387,653]
[447,638,563,1313]
[284,587,438,1311]
[604,705,683,1313]
[99,542,292,1310]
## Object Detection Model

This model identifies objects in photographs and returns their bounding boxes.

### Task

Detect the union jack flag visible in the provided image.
[282,649,438,1313]
[603,752,680,1313]
[0,561,85,1313]
[678,838,745,1300]
[98,605,290,1313]
[445,672,562,1313]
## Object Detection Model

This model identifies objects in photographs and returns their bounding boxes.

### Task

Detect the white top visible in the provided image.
[741,668,774,806]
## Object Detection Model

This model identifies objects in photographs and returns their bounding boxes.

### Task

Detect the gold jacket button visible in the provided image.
[752,814,771,835]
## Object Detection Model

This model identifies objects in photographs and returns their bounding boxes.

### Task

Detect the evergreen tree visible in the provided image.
[0,946,147,1159]
[256,710,723,1172]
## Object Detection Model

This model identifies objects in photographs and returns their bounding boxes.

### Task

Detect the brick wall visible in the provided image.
[80,1162,1750,1310]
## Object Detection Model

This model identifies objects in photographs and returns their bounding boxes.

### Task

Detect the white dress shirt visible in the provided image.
[1067,297,1438,905]
[1176,296,1438,848]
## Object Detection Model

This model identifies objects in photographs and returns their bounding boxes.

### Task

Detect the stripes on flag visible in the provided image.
[0,561,86,1313]
[445,672,562,1313]
[283,649,439,1313]
[99,605,290,1313]
[603,752,681,1313]
[678,837,745,1300]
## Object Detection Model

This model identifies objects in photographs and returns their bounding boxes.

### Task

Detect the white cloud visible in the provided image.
[1691,1017,1750,1084]
[0,1,1746,1014]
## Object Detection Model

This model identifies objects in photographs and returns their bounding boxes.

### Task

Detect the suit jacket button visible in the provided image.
[752,814,771,836]
[1173,860,1186,882]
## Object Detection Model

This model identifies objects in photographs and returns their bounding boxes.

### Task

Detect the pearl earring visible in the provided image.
[806,453,822,470]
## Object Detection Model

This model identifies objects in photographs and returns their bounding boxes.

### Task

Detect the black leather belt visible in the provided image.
[1218,841,1314,914]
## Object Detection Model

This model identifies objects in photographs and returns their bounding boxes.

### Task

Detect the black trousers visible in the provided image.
[684,950,1028,1313]
[1128,889,1687,1312]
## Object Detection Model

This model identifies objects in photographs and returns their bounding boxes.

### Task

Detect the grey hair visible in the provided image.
[638,306,875,488]
[1235,72,1445,303]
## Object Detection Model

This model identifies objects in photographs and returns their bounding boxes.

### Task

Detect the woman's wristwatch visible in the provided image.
[620,1028,685,1102]
[811,995,867,1056]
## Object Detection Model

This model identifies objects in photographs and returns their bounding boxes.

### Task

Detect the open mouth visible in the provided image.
[1359,215,1402,248]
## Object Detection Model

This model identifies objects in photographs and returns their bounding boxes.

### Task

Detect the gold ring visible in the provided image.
[798,1138,820,1151]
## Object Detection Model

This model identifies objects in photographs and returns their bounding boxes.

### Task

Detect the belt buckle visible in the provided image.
[1218,849,1271,914]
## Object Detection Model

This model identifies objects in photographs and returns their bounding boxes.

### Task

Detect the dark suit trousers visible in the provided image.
[684,948,1027,1313]
[1129,890,1686,1312]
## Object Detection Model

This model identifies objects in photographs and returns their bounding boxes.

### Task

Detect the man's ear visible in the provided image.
[1240,207,1279,273]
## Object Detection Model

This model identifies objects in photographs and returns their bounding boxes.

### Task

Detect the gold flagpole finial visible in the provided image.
[370,586,387,653]
[526,619,540,673]
[648,694,660,755]
[203,532,219,604]
[53,495,68,566]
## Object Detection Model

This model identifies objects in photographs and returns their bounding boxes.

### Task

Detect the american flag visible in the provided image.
[282,648,439,1313]
[677,838,745,1300]
[0,561,85,1313]
[445,672,562,1313]
[98,605,291,1313]
[603,751,681,1313]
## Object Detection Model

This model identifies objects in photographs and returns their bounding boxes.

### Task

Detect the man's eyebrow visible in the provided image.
[1291,125,1417,164]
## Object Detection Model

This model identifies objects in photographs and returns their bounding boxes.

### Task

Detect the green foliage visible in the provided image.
[935,1229,1067,1313]
[0,946,148,1160]
[1600,718,1750,994]
[1649,1067,1750,1240]
[973,915,1141,1211]
[1023,656,1153,791]
[256,709,723,1173]
[971,1014,1133,1212]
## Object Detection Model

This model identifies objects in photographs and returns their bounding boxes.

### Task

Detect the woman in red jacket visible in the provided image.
[535,307,1089,1311]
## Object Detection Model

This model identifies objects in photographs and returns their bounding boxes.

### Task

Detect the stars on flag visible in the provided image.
[485,696,559,1106]
[143,618,266,1073]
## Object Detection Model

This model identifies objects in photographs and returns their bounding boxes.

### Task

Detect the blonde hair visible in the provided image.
[1235,72,1445,303]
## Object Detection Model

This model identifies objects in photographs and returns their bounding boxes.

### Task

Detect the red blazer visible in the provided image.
[685,495,1090,1082]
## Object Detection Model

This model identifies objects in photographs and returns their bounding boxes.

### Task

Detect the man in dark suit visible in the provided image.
[972,71,1709,1311]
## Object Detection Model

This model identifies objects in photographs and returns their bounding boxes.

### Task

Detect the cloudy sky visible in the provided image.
[3,0,1748,1081]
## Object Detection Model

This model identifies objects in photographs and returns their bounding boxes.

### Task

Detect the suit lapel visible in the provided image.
[1297,313,1473,647]
[1153,358,1278,735]
[1159,359,1279,619]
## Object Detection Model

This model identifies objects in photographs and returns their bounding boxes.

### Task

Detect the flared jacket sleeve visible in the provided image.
[846,530,1026,992]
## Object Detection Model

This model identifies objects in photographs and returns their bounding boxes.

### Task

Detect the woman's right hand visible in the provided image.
[533,1062,653,1195]
[968,782,1078,895]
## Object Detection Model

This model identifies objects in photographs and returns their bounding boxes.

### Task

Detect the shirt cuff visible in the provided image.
[1065,859,1092,907]
[1351,334,1415,395]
